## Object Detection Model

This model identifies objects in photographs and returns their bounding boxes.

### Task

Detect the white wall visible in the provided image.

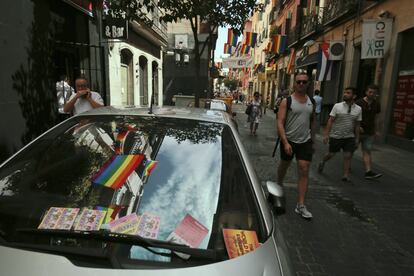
[108,42,163,107]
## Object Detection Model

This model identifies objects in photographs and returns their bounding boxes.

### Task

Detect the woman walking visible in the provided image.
[248,92,263,136]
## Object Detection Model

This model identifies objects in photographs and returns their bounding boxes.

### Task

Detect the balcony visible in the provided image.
[322,0,358,26]
[300,8,324,38]
[144,2,168,42]
[287,27,299,46]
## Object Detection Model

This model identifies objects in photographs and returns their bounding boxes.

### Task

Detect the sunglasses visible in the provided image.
[296,80,308,85]
[348,105,352,114]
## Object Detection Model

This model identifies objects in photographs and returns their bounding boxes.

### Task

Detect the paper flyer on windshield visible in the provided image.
[74,209,107,231]
[136,213,161,239]
[109,213,140,235]
[166,214,208,248]
[223,229,260,259]
[38,207,79,230]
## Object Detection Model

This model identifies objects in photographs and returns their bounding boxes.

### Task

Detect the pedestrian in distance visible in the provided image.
[318,87,362,182]
[313,89,323,133]
[247,91,263,136]
[277,73,316,219]
[63,76,104,116]
[355,84,383,179]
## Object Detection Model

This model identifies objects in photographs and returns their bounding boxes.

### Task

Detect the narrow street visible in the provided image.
[233,103,414,276]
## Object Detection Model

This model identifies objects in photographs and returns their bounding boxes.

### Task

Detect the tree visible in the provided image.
[223,77,239,91]
[106,0,258,107]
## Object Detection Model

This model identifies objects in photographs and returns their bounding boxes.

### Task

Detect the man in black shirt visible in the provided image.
[355,84,383,179]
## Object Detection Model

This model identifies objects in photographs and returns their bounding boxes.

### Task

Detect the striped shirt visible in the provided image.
[329,102,362,139]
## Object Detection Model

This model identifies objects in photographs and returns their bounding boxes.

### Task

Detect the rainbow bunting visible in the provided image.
[92,154,144,189]
[244,32,257,47]
[227,28,238,46]
[95,205,125,223]
[142,159,158,177]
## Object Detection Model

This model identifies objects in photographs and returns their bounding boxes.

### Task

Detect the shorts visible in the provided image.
[329,137,356,153]
[360,135,374,152]
[280,139,313,161]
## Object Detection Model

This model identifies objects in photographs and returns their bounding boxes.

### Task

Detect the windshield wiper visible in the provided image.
[17,228,218,261]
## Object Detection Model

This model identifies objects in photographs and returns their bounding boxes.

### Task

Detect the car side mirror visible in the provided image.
[264,181,286,215]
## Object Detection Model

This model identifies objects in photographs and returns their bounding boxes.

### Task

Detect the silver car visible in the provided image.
[0,106,292,276]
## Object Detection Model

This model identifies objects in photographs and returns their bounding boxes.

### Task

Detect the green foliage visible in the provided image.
[223,78,239,91]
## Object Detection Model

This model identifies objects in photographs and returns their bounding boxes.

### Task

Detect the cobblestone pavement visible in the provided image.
[233,103,414,276]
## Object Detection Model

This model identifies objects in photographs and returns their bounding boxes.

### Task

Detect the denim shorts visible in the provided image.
[361,135,375,152]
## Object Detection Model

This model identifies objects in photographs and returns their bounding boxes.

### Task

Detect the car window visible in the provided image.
[0,115,266,266]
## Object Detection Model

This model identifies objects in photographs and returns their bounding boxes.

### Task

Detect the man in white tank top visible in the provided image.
[277,73,315,219]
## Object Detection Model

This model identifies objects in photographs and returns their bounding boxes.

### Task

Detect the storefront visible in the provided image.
[388,28,414,151]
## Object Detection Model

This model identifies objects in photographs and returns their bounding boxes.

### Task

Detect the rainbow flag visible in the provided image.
[92,154,144,189]
[224,43,233,54]
[241,44,251,55]
[244,32,257,47]
[227,28,238,46]
[271,35,287,54]
[114,130,130,154]
[287,48,296,75]
[143,159,158,177]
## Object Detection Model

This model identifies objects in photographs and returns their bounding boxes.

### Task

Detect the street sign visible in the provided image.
[103,17,128,39]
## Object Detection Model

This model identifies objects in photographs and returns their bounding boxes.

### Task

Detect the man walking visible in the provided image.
[277,73,315,219]
[356,84,383,179]
[318,87,362,182]
[313,90,323,132]
[64,76,104,115]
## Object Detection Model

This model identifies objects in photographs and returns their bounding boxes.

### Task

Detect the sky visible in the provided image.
[214,26,228,62]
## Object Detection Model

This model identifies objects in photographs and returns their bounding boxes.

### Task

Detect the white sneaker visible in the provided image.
[295,204,313,219]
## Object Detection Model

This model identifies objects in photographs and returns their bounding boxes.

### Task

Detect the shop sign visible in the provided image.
[222,57,253,69]
[362,19,393,59]
[103,17,128,39]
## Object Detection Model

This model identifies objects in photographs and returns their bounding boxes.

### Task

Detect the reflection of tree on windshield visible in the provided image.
[135,117,223,144]
[11,1,57,145]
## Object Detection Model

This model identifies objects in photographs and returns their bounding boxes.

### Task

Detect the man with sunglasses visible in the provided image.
[318,87,362,182]
[277,73,315,219]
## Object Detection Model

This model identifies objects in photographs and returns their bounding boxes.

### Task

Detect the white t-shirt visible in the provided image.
[329,102,362,139]
[68,91,104,115]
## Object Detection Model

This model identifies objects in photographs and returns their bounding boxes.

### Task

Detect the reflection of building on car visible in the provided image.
[0,106,292,275]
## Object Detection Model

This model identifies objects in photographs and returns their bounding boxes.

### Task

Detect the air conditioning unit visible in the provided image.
[329,40,345,60]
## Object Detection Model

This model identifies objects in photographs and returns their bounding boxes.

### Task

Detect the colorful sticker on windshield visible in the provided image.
[95,205,125,224]
[136,213,161,239]
[109,213,140,235]
[222,229,260,259]
[92,154,144,189]
[38,207,79,230]
[166,214,208,248]
[74,209,107,231]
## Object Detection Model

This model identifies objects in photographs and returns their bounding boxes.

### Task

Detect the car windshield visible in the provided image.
[0,115,266,267]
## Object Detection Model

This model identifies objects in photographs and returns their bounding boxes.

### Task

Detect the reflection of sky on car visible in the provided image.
[131,135,222,261]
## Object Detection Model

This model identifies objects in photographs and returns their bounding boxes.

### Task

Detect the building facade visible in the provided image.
[246,0,414,151]
[106,3,167,107]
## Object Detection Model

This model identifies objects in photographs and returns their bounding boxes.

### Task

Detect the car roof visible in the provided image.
[78,106,232,125]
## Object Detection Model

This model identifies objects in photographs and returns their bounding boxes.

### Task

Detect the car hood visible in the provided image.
[0,238,284,276]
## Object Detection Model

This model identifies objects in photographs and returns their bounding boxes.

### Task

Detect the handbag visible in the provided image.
[245,104,252,115]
